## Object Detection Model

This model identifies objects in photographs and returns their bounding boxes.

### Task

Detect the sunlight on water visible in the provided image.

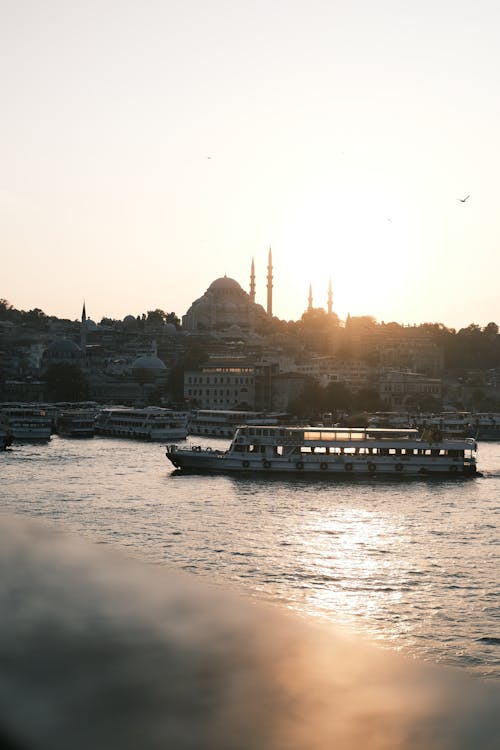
[299,509,403,626]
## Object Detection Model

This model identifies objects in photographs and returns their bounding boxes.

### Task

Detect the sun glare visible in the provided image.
[275,177,413,321]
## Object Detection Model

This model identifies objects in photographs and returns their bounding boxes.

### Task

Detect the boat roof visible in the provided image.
[234,424,476,448]
[238,425,420,436]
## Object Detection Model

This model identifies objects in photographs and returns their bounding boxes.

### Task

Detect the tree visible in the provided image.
[146,309,166,328]
[288,380,323,418]
[165,312,181,328]
[483,322,499,337]
[0,299,13,318]
[353,388,382,412]
[322,382,353,412]
[45,364,89,402]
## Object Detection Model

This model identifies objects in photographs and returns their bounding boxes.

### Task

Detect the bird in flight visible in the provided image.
[458,194,470,203]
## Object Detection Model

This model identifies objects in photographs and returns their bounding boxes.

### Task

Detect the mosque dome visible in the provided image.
[45,339,82,356]
[42,338,82,371]
[131,355,166,371]
[163,323,177,334]
[208,276,242,292]
[183,273,267,333]
[123,314,138,330]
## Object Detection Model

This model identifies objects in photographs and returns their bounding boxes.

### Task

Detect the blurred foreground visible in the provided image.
[0,514,498,750]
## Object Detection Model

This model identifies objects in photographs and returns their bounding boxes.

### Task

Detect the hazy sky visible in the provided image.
[2,0,499,329]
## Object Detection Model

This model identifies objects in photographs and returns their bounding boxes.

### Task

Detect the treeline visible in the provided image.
[419,322,500,371]
[0,300,180,330]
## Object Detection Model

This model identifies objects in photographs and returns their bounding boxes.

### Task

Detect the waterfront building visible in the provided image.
[184,361,256,410]
[379,370,442,409]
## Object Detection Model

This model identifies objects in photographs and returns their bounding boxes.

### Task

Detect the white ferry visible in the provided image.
[188,409,284,438]
[166,425,479,477]
[0,404,52,441]
[95,407,189,441]
[55,409,97,438]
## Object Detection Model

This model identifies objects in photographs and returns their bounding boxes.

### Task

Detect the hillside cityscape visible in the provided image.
[1,257,500,418]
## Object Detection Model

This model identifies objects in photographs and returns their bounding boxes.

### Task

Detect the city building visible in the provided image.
[379,370,442,409]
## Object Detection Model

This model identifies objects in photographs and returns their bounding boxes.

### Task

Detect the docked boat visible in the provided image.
[415,412,500,441]
[188,409,284,438]
[0,404,52,441]
[0,414,13,450]
[166,424,479,477]
[55,409,97,438]
[95,407,189,441]
[470,413,500,441]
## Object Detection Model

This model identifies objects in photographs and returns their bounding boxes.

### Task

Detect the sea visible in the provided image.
[1,433,499,682]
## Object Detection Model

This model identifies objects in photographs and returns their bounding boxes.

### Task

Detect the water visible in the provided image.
[1,435,499,679]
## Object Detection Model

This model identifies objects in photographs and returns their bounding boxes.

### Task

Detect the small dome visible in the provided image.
[123,314,136,323]
[45,339,82,355]
[163,323,177,333]
[131,355,166,370]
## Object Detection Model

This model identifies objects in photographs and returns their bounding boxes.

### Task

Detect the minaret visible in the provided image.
[266,247,273,318]
[249,257,256,303]
[80,301,87,360]
[308,283,313,312]
[327,278,333,315]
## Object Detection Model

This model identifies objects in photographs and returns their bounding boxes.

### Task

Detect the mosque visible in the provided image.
[182,249,334,333]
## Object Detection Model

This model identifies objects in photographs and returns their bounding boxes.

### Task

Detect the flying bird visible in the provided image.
[458,194,470,203]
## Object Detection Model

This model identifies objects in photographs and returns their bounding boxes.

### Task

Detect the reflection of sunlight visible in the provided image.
[295,509,404,635]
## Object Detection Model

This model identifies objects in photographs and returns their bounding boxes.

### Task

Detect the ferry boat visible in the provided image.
[166,425,479,477]
[188,409,285,438]
[416,412,500,441]
[55,409,97,438]
[470,413,500,441]
[0,404,52,441]
[95,407,189,441]
[0,414,13,450]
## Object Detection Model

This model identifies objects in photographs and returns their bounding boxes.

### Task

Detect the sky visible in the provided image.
[2,0,500,329]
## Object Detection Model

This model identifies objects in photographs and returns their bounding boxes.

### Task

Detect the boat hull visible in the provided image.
[166,450,478,477]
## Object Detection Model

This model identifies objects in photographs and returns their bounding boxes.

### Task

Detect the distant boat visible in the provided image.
[0,404,52,441]
[166,424,479,477]
[415,412,500,441]
[55,408,97,438]
[95,407,189,441]
[188,409,285,438]
[0,413,13,450]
